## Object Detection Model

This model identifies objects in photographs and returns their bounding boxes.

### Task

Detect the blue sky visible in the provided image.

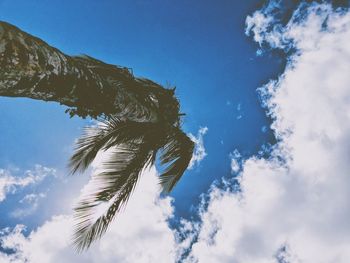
[0,0,280,219]
[1,1,350,262]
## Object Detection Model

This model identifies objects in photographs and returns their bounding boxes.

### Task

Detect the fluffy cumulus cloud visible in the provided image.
[0,166,177,263]
[188,2,350,263]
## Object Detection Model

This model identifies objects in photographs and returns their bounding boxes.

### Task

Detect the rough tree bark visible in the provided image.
[0,21,179,124]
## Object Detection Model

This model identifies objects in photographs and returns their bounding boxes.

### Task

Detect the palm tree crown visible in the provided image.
[0,21,194,251]
[71,115,194,251]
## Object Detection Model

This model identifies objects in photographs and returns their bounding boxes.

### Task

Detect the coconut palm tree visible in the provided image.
[0,21,194,251]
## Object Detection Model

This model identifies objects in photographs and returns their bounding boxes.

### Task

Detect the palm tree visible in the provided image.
[0,21,194,251]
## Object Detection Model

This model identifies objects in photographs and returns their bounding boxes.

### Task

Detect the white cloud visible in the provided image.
[230,149,242,174]
[245,0,283,48]
[0,166,178,263]
[10,192,47,219]
[2,2,350,263]
[0,165,56,202]
[188,3,350,263]
[19,193,47,205]
[188,127,208,169]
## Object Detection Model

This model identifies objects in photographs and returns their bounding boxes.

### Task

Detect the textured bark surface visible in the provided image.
[0,21,179,123]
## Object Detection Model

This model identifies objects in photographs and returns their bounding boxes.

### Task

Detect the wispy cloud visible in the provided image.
[188,127,208,169]
[10,192,47,219]
[229,149,242,174]
[0,165,56,202]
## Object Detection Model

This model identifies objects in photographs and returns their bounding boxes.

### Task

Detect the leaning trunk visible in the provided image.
[0,21,179,123]
[0,22,194,251]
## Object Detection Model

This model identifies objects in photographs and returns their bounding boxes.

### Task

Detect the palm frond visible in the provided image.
[71,119,164,251]
[73,143,156,251]
[159,127,194,192]
[68,116,157,174]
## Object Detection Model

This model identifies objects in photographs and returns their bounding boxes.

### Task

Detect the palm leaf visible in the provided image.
[159,127,194,192]
[69,116,158,174]
[71,120,165,251]
[72,142,156,251]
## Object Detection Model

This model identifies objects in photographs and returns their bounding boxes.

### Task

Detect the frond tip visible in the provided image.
[159,128,194,192]
[70,119,161,251]
[72,144,156,251]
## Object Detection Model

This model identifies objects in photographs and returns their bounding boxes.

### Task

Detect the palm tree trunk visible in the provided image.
[0,22,193,251]
[0,21,178,123]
